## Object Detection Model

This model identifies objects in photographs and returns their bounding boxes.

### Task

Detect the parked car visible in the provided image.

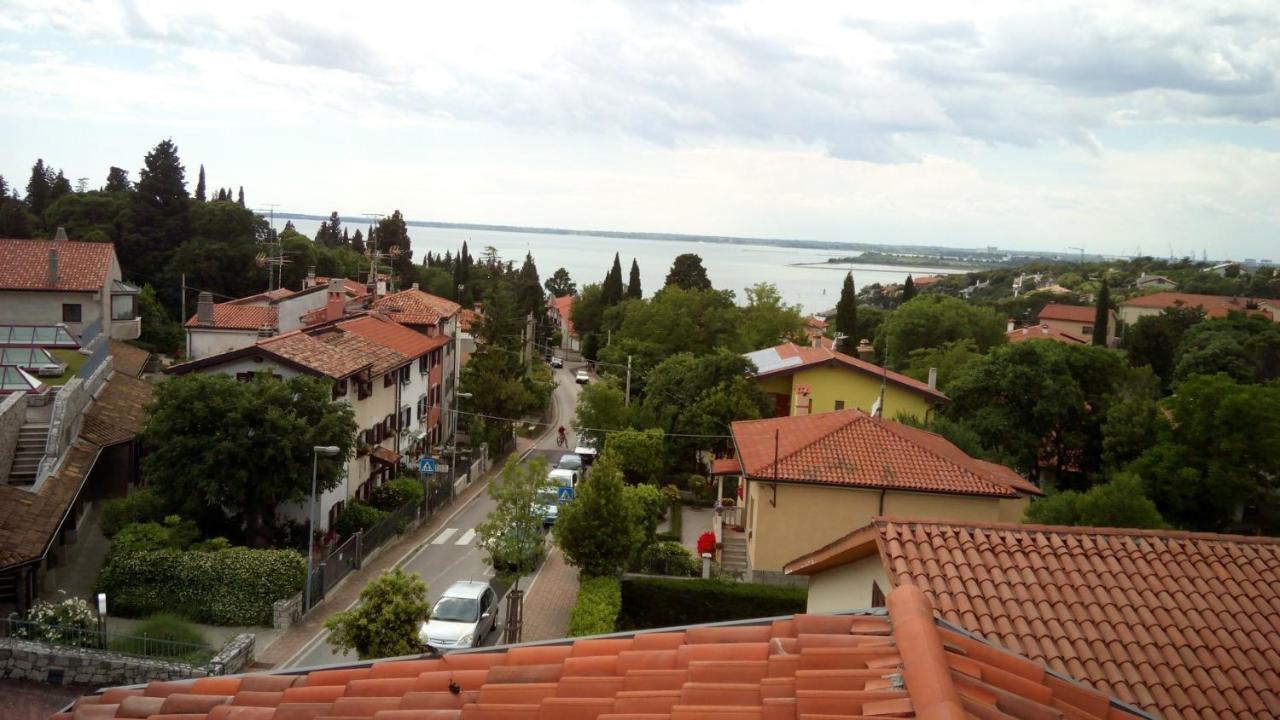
[534,487,562,527]
[556,453,583,472]
[548,468,579,488]
[550,356,564,368]
[574,438,598,468]
[418,580,498,650]
[575,369,590,384]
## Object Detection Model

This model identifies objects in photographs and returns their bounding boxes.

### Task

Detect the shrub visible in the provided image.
[96,546,305,626]
[110,516,199,555]
[333,502,389,538]
[109,613,212,663]
[616,577,807,631]
[324,568,430,659]
[636,541,698,577]
[554,452,644,577]
[370,476,426,512]
[660,484,681,505]
[568,576,622,637]
[100,488,168,538]
[21,597,97,646]
[627,483,665,543]
[654,531,681,543]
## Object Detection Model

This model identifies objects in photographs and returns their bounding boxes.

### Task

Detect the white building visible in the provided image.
[184,279,361,360]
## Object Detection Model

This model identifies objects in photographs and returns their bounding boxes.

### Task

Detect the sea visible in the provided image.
[282,218,954,315]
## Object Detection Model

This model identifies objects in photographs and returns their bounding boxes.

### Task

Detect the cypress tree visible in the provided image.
[195,164,206,201]
[901,274,917,304]
[602,252,624,305]
[237,186,245,207]
[123,138,191,282]
[25,159,51,217]
[626,258,642,299]
[351,229,365,254]
[1092,279,1111,346]
[835,271,857,349]
[104,167,131,193]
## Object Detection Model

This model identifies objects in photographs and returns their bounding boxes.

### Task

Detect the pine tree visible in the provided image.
[376,210,413,286]
[25,159,51,217]
[328,211,341,245]
[340,228,349,249]
[50,170,72,202]
[626,258,642,299]
[835,271,857,348]
[123,138,191,282]
[237,186,245,207]
[351,229,365,254]
[314,221,333,246]
[602,252,624,306]
[0,175,7,198]
[901,274,917,304]
[1092,279,1111,347]
[104,167,130,193]
[664,253,712,291]
[284,220,296,233]
[195,164,206,201]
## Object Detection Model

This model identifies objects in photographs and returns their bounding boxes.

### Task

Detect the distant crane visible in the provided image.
[1067,246,1085,264]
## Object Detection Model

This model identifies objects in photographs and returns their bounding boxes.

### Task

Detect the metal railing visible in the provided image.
[78,338,109,380]
[0,617,217,667]
[305,531,362,611]
[362,502,419,553]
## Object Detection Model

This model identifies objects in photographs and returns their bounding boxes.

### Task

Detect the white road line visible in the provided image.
[431,528,458,545]
[455,528,476,546]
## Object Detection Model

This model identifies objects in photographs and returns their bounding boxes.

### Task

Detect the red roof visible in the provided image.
[184,304,278,330]
[550,295,576,337]
[374,289,461,326]
[0,238,116,292]
[313,276,369,297]
[255,330,405,379]
[1119,291,1274,319]
[748,342,948,404]
[339,315,449,358]
[708,457,741,476]
[1006,324,1087,345]
[459,308,481,333]
[59,583,1146,720]
[1037,303,1096,323]
[870,517,1280,720]
[730,409,1040,498]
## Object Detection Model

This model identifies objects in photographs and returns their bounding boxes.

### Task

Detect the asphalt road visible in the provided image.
[283,358,585,668]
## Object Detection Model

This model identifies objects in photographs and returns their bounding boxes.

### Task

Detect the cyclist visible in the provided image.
[557,425,568,447]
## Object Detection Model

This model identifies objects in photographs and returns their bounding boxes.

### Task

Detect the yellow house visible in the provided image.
[725,410,1040,582]
[745,342,946,421]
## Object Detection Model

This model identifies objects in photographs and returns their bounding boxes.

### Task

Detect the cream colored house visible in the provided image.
[0,234,139,341]
[1035,303,1114,345]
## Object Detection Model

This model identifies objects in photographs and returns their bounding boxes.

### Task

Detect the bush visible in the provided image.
[333,502,389,538]
[109,613,212,663]
[636,541,698,577]
[568,576,622,637]
[617,577,806,630]
[96,546,305,626]
[654,531,681,543]
[110,516,200,555]
[324,568,430,660]
[100,488,168,538]
[370,476,426,512]
[20,597,97,646]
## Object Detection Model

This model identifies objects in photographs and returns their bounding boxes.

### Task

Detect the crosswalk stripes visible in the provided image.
[455,528,477,546]
[430,528,458,545]
[430,527,478,546]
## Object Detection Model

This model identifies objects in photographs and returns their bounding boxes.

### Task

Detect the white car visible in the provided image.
[550,356,564,368]
[418,580,498,650]
[556,453,583,472]
[575,370,590,384]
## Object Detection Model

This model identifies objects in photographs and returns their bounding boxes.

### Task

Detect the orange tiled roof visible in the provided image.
[1006,324,1088,345]
[1037,302,1096,323]
[459,309,481,333]
[1119,291,1274,319]
[730,410,1039,498]
[746,342,949,403]
[708,457,741,476]
[256,331,388,379]
[550,294,576,337]
[871,517,1280,720]
[59,584,1148,720]
[0,238,116,292]
[374,289,462,326]
[339,315,449,358]
[184,304,279,330]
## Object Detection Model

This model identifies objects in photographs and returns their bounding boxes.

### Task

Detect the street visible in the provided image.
[282,357,585,668]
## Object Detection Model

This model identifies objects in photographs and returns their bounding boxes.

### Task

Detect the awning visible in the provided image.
[709,458,742,476]
[370,446,401,466]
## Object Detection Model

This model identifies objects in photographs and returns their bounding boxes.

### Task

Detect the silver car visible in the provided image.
[418,580,498,650]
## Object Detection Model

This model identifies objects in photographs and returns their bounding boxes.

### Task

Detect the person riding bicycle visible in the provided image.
[557,425,568,447]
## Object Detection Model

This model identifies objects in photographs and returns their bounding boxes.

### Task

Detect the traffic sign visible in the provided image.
[418,458,436,474]
[557,486,575,501]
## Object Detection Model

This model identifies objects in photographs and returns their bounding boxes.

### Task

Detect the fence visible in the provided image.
[305,531,362,612]
[0,616,216,667]
[362,502,419,554]
[78,336,110,381]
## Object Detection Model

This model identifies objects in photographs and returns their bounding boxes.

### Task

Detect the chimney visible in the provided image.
[325,278,346,321]
[53,227,68,242]
[928,367,938,390]
[47,248,59,286]
[196,291,214,324]
[856,339,875,362]
[306,266,316,288]
[411,282,419,291]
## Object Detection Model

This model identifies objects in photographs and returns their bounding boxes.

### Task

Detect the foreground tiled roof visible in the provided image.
[0,238,115,292]
[184,303,279,330]
[745,342,949,403]
[873,518,1280,719]
[730,410,1039,498]
[374,289,462,326]
[59,584,1149,720]
[1006,324,1087,345]
[339,315,449,358]
[1118,291,1274,319]
[1037,303,1097,323]
[108,340,151,377]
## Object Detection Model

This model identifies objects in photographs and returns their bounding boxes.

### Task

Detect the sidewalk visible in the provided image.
[256,434,538,668]
[519,546,579,641]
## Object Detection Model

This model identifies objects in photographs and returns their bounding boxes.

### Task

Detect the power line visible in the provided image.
[447,406,742,440]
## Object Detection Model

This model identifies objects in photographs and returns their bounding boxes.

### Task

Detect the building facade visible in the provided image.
[0,235,139,341]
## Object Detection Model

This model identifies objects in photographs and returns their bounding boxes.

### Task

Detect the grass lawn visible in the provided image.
[46,349,86,386]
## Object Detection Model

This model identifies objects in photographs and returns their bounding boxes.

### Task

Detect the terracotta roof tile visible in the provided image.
[1119,292,1274,319]
[338,315,449,358]
[730,410,1039,498]
[185,303,279,330]
[746,342,949,403]
[0,238,116,291]
[872,517,1280,720]
[1007,324,1088,345]
[549,295,576,337]
[374,289,461,326]
[1038,303,1097,323]
[108,340,151,377]
[64,584,1149,720]
[257,329,408,379]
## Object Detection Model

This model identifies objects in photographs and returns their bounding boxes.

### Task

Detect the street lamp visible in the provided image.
[305,445,341,612]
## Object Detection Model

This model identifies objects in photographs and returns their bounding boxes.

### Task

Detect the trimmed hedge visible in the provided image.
[333,502,389,538]
[96,546,305,626]
[370,476,426,512]
[616,577,806,631]
[635,541,698,577]
[568,576,622,637]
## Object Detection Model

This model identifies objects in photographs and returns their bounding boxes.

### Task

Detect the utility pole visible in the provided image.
[180,274,186,324]
[625,355,632,406]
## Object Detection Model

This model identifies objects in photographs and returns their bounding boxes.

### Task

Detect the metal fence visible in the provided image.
[362,502,419,554]
[0,617,217,668]
[305,531,363,611]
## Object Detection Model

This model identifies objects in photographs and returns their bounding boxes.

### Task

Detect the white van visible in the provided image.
[548,468,579,488]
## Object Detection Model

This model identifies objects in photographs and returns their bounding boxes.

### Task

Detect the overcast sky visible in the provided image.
[1,1,1278,257]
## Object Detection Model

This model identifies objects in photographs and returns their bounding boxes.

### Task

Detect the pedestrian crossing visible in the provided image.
[430,527,478,546]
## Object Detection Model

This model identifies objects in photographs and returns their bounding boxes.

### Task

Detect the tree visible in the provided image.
[135,284,183,354]
[1173,313,1280,385]
[1091,279,1110,346]
[26,159,52,217]
[553,451,643,576]
[571,284,606,339]
[903,339,980,392]
[50,170,72,203]
[1123,305,1205,390]
[738,283,806,350]
[574,380,632,449]
[602,253,625,306]
[595,286,740,386]
[236,186,245,207]
[1100,394,1166,472]
[834,272,857,349]
[139,373,356,546]
[877,295,1005,370]
[1024,474,1165,529]
[104,167,130,193]
[516,252,544,320]
[195,165,206,202]
[664,253,712,291]
[123,139,191,283]
[627,258,642,299]
[43,191,129,244]
[351,228,366,255]
[0,195,36,238]
[604,428,665,484]
[477,457,554,579]
[324,568,430,660]
[900,274,917,304]
[376,210,414,287]
[545,267,576,297]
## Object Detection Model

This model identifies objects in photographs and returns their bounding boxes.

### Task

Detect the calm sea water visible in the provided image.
[284,219,951,314]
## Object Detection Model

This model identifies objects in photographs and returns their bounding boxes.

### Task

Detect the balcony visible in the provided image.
[110,316,141,341]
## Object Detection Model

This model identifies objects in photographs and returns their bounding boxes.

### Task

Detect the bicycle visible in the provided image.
[556,432,568,448]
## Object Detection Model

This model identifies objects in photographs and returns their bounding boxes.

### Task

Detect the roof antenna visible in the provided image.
[871,338,888,420]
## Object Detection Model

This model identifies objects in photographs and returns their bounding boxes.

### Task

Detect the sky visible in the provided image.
[1,0,1278,258]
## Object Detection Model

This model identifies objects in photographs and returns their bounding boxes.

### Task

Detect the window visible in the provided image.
[871,581,886,608]
[235,372,254,382]
[61,303,82,323]
[400,366,411,385]
[384,372,394,388]
[419,355,429,375]
[400,406,411,429]
[1082,325,1094,334]
[111,294,137,321]
[357,380,372,400]
[328,500,345,529]
[834,400,845,411]
[332,378,348,400]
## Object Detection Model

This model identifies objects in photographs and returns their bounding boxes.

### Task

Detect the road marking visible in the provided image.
[455,528,476,546]
[431,528,458,545]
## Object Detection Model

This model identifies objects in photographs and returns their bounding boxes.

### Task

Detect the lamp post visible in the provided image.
[452,393,473,497]
[305,445,341,612]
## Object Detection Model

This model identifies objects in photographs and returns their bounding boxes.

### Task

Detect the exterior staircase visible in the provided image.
[9,423,49,485]
[720,533,749,579]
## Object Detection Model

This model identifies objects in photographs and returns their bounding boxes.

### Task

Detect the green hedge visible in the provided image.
[617,577,806,631]
[370,477,425,512]
[334,502,389,538]
[568,576,622,637]
[100,488,168,538]
[635,541,698,577]
[96,546,305,626]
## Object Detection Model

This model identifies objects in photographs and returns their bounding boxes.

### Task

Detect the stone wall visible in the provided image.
[35,355,113,485]
[210,634,254,675]
[0,632,255,686]
[272,594,302,630]
[0,393,26,483]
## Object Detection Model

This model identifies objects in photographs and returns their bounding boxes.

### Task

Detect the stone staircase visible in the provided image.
[9,423,49,485]
[720,533,749,578]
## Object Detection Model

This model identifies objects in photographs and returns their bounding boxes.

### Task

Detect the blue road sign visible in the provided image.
[418,458,436,474]
[557,485,575,501]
